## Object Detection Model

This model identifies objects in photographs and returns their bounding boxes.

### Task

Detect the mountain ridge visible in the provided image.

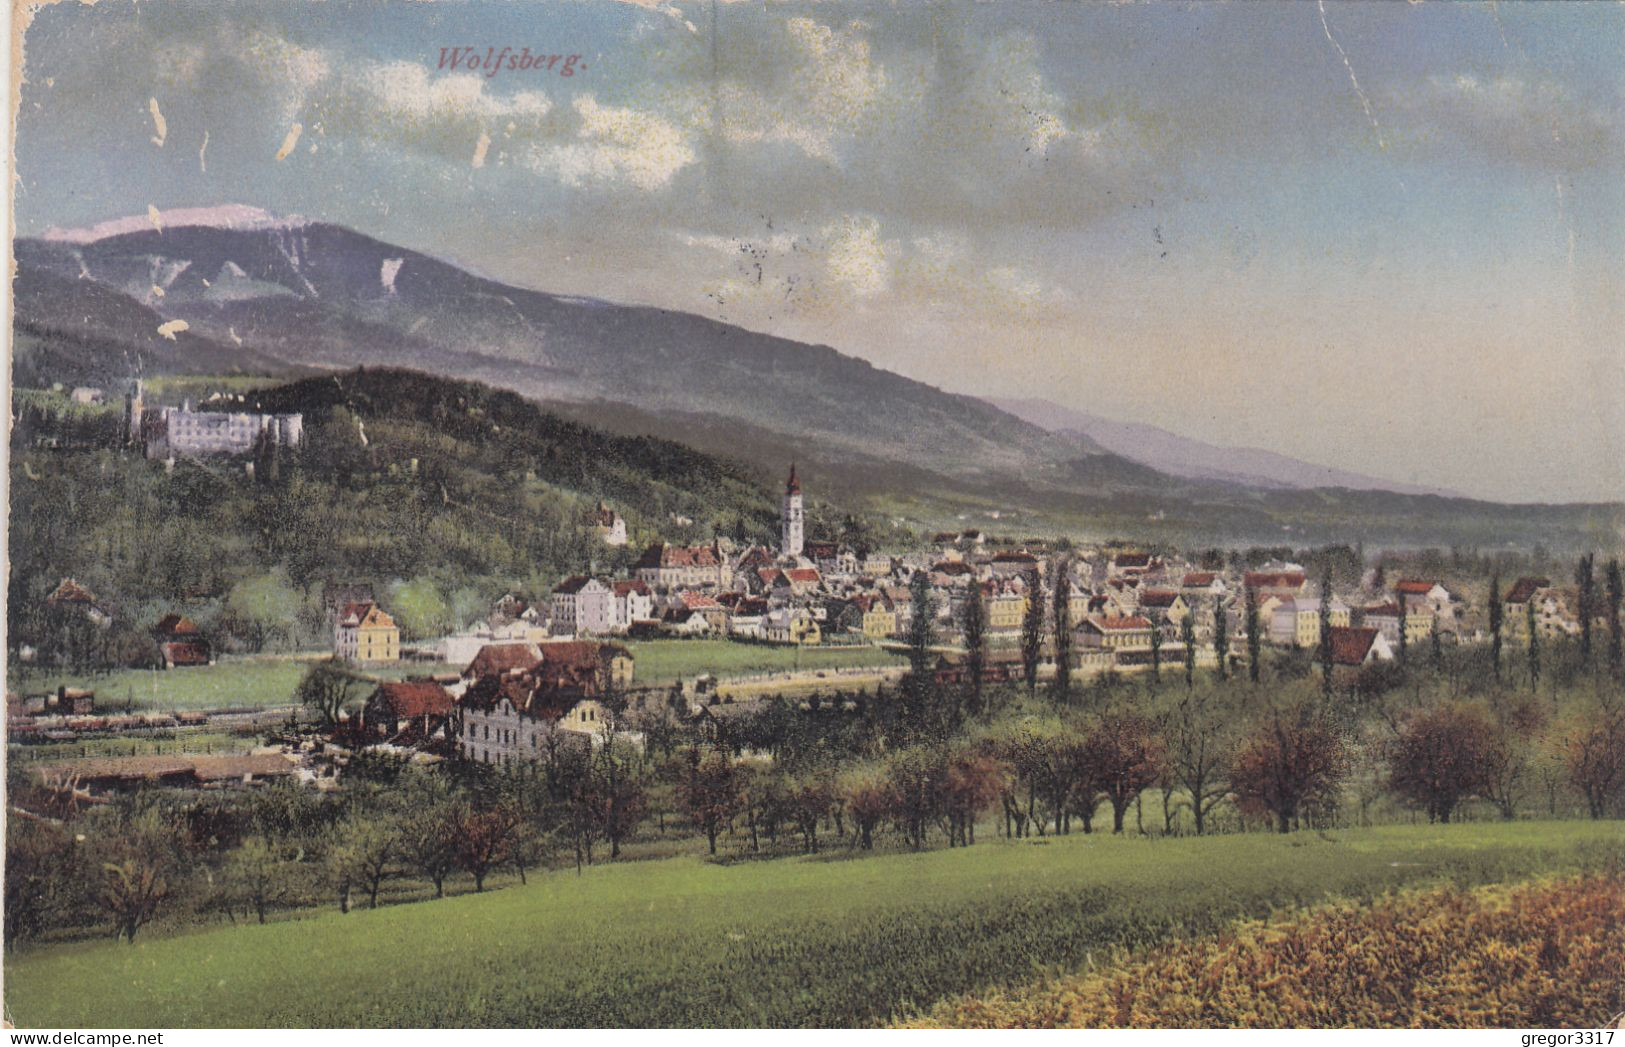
[990,396,1464,500]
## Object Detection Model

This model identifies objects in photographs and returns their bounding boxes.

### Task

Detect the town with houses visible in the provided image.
[13,456,1597,797]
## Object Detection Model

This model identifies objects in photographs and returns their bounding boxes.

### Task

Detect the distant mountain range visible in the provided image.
[12,206,1620,549]
[16,206,1089,483]
[989,397,1462,499]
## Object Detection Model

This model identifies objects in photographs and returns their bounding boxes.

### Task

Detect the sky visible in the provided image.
[12,0,1624,504]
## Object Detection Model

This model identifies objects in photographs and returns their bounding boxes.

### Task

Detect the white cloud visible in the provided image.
[524,94,696,191]
[821,214,891,298]
[1392,74,1620,170]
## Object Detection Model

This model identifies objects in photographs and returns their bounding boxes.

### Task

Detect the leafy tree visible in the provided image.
[1317,569,1334,696]
[1559,704,1625,819]
[1181,613,1197,689]
[1488,573,1504,683]
[960,584,986,719]
[1606,559,1622,673]
[1387,704,1495,824]
[1161,688,1233,835]
[5,818,79,950]
[398,777,460,897]
[1575,553,1596,665]
[678,747,741,856]
[1051,561,1073,706]
[1148,618,1163,688]
[1478,696,1545,821]
[901,569,939,735]
[224,569,304,652]
[939,748,1007,847]
[388,575,454,641]
[1230,707,1347,833]
[344,816,400,910]
[841,766,893,850]
[100,858,169,944]
[1245,585,1261,683]
[1526,597,1541,688]
[296,660,368,728]
[449,805,517,891]
[1086,713,1164,833]
[93,809,180,942]
[1020,567,1045,695]
[224,835,296,924]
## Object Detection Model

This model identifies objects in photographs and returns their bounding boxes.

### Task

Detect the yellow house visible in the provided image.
[336,602,400,664]
[861,600,896,640]
[766,609,821,645]
[985,588,1027,633]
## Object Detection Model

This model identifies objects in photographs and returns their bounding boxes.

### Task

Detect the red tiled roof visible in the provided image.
[1245,571,1305,590]
[552,575,597,595]
[613,579,651,596]
[465,642,544,678]
[1395,579,1440,595]
[154,614,200,635]
[1087,615,1153,632]
[933,561,976,576]
[1329,626,1379,666]
[1182,572,1217,587]
[637,544,720,569]
[1505,577,1550,604]
[784,568,821,583]
[542,640,631,669]
[1114,552,1151,568]
[47,578,101,606]
[371,681,455,719]
[1139,590,1181,608]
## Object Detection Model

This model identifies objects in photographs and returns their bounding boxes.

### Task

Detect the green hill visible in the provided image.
[7,368,778,661]
[3,821,1616,1028]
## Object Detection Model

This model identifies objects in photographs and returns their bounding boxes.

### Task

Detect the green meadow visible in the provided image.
[5,820,1619,1029]
[8,657,316,713]
[624,638,905,686]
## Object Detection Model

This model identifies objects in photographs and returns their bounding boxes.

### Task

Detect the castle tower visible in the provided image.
[124,380,145,447]
[780,463,804,558]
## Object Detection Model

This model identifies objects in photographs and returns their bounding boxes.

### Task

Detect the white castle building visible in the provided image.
[126,381,303,460]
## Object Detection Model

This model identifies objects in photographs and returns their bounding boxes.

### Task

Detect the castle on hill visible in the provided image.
[125,381,303,460]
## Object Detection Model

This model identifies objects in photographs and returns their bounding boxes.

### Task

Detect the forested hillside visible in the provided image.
[7,368,779,666]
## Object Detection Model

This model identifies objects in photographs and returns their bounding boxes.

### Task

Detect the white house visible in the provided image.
[550,576,615,636]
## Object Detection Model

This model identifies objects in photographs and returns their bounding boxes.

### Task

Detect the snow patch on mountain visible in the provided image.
[42,204,305,244]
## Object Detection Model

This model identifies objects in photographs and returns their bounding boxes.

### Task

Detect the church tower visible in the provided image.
[780,463,804,558]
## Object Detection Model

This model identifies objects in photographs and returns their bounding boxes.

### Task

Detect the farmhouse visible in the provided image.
[361,680,456,744]
[153,614,213,668]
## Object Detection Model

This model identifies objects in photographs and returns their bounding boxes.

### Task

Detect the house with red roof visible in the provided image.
[153,614,212,669]
[334,602,399,664]
[361,680,456,744]
[1327,626,1394,667]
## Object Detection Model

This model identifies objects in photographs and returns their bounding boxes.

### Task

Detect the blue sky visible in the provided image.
[14,0,1624,503]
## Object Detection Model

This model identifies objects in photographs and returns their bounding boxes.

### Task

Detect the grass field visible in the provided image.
[4,655,458,714]
[624,638,905,686]
[5,821,1619,1028]
[9,657,316,713]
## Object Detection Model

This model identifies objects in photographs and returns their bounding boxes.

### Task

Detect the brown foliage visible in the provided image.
[912,875,1625,1028]
[1230,708,1347,833]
